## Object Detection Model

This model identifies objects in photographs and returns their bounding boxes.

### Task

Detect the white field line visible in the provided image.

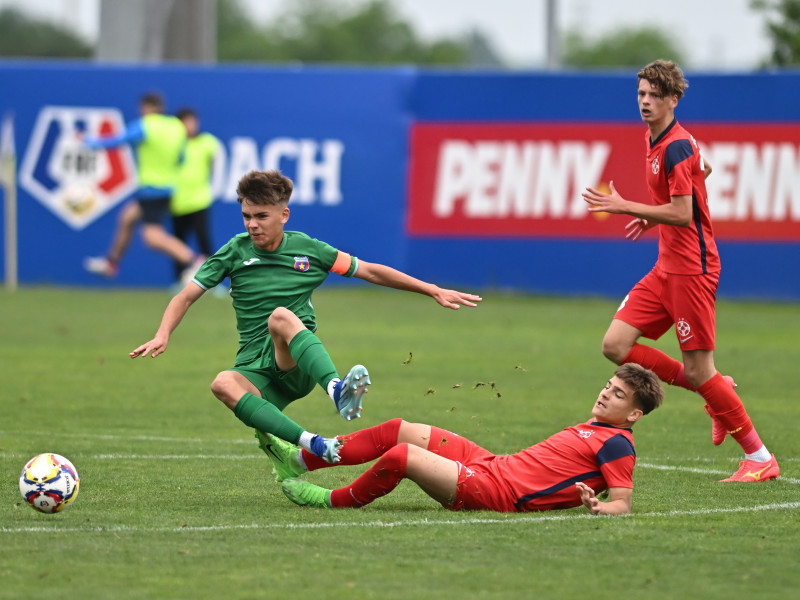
[3,450,799,483]
[2,502,800,535]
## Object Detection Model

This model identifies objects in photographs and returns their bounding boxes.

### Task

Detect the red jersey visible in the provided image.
[489,420,635,512]
[645,120,720,275]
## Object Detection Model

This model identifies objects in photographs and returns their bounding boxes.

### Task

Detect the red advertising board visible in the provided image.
[407,122,800,241]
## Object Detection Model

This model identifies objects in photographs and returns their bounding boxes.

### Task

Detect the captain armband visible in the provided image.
[329,251,358,277]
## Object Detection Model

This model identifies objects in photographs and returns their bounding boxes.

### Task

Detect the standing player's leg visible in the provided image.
[171,212,193,282]
[684,350,779,481]
[83,200,142,278]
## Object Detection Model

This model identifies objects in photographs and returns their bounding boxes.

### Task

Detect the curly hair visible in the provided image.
[637,60,689,100]
[614,363,664,415]
[236,170,294,206]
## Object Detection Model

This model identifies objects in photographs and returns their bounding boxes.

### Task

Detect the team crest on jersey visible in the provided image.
[651,156,660,175]
[293,256,310,271]
[577,428,594,439]
[19,106,137,230]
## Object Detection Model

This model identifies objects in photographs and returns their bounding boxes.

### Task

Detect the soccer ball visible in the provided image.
[19,453,80,514]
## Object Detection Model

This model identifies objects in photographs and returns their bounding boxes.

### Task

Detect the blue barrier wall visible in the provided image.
[1,60,798,299]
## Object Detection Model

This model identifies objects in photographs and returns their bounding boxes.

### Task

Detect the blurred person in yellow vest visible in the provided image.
[169,107,221,282]
[83,92,204,283]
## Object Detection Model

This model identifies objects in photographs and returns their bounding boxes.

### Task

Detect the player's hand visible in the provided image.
[583,180,628,215]
[624,217,653,241]
[576,482,602,514]
[433,289,483,310]
[130,335,168,359]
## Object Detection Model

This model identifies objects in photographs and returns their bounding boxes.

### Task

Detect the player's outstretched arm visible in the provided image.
[130,283,205,358]
[576,482,632,515]
[353,260,482,310]
[583,180,692,228]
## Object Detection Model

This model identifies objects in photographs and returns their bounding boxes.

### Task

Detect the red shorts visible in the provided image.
[615,267,719,351]
[428,427,517,512]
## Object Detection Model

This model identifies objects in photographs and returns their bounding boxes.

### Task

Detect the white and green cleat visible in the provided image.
[254,430,305,482]
[333,364,370,421]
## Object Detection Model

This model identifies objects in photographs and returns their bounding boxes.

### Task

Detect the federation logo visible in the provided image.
[651,156,660,175]
[19,106,137,230]
[294,256,310,272]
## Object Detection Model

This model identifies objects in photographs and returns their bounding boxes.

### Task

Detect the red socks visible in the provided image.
[330,444,409,508]
[300,418,403,472]
[622,346,763,453]
[622,344,688,389]
[696,373,760,452]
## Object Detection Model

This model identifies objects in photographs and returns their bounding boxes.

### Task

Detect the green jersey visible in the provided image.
[193,230,358,365]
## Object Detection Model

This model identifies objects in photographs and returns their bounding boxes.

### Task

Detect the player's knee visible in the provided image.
[267,306,292,330]
[601,335,627,364]
[377,444,409,472]
[267,307,301,338]
[210,372,239,409]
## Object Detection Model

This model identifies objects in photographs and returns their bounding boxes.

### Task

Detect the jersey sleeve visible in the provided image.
[192,239,235,290]
[596,433,636,489]
[664,139,696,197]
[85,119,145,149]
[311,237,358,277]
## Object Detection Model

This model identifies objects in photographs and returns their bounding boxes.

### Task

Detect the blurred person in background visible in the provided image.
[83,92,204,283]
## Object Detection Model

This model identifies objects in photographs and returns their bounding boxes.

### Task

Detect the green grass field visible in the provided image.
[1,286,798,599]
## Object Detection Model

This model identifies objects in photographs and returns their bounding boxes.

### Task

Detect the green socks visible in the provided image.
[234,392,304,444]
[288,328,339,390]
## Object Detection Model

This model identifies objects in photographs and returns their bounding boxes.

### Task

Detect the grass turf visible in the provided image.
[1,285,798,599]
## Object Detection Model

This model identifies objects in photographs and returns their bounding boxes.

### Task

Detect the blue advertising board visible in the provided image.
[1,60,798,299]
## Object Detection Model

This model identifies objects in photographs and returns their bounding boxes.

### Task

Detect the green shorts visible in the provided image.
[230,336,316,411]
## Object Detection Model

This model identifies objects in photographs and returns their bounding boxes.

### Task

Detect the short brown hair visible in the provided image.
[140,92,165,112]
[638,60,688,100]
[615,363,664,415]
[236,170,293,206]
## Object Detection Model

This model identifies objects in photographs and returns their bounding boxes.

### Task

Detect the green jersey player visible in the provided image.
[130,170,482,463]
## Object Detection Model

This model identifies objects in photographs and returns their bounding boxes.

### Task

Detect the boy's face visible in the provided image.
[592,376,643,427]
[637,78,677,128]
[241,198,289,251]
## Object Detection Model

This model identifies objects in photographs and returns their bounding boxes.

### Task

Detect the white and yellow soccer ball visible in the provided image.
[19,453,80,514]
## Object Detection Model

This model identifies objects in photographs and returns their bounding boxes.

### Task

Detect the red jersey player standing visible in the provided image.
[582,59,779,482]
[258,364,663,515]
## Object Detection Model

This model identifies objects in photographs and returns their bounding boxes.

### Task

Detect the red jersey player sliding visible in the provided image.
[257,364,663,515]
[582,59,779,482]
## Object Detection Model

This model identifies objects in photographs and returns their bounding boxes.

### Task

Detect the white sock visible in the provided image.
[298,430,316,452]
[327,378,341,401]
[745,445,771,463]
